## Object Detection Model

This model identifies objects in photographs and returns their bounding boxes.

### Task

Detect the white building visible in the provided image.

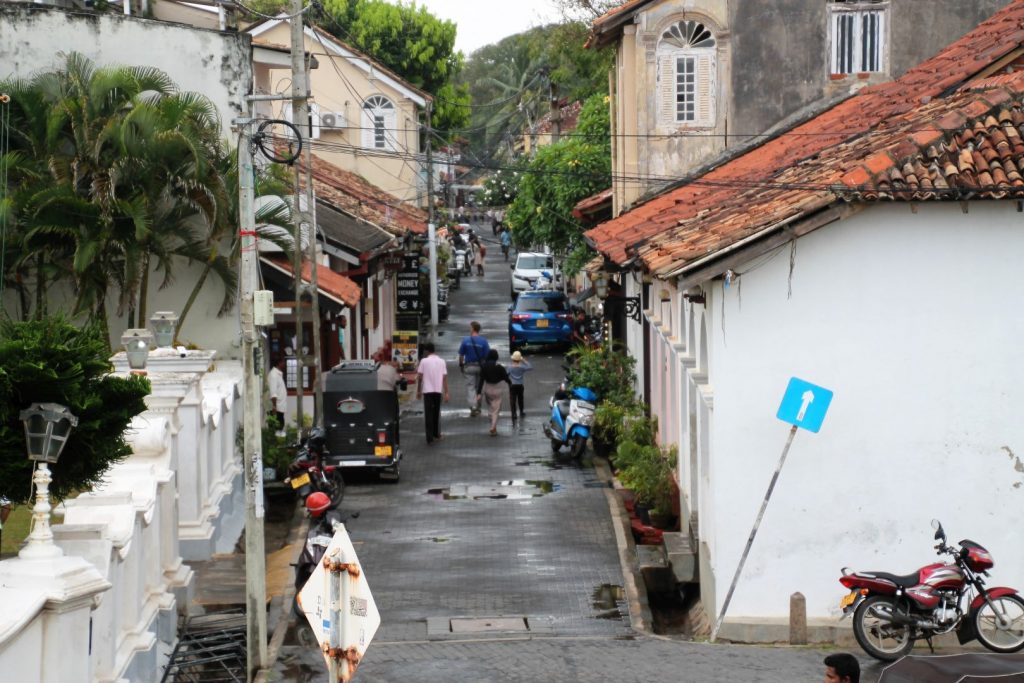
[587,0,1024,640]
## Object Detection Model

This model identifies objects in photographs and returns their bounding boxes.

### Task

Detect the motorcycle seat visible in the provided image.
[863,571,920,588]
[556,400,570,418]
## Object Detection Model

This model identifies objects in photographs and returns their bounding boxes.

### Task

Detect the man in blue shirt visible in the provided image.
[499,228,512,261]
[458,321,490,416]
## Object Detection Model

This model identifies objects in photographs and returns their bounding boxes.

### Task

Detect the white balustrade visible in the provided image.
[0,351,245,681]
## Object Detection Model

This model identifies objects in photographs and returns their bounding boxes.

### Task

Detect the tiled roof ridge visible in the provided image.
[586,0,1024,268]
[635,83,1024,274]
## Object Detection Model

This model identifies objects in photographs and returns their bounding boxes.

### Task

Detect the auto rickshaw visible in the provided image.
[322,360,402,482]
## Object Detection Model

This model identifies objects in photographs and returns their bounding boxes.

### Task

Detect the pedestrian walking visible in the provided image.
[500,228,512,262]
[507,350,532,425]
[268,357,288,431]
[458,321,490,416]
[416,342,449,444]
[474,239,487,275]
[476,349,511,435]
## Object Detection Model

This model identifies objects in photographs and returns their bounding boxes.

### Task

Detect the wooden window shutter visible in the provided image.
[384,109,399,151]
[361,107,375,149]
[657,53,676,127]
[696,53,716,127]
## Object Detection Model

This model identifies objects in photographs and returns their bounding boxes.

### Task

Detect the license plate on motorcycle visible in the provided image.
[374,445,392,456]
[290,472,311,489]
[839,591,859,609]
[536,319,548,328]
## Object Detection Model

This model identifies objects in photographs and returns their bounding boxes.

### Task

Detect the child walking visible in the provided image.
[507,350,532,426]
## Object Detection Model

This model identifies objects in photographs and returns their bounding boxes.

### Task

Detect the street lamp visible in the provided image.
[121,328,153,371]
[18,402,78,560]
[594,272,609,300]
[150,311,178,348]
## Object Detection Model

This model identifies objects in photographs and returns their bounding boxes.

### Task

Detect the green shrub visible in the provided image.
[566,344,637,405]
[0,316,151,503]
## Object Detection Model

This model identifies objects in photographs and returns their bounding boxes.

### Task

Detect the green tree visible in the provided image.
[315,0,471,133]
[505,93,610,272]
[0,316,150,503]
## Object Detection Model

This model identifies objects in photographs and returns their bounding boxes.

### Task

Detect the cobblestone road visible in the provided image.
[273,233,883,682]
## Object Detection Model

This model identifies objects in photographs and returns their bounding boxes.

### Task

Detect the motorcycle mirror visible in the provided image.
[931,519,946,540]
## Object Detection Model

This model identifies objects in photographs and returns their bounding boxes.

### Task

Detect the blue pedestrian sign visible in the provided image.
[776,377,833,433]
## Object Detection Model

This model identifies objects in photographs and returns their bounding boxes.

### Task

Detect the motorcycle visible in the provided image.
[293,492,358,617]
[838,519,1024,661]
[543,385,597,459]
[452,246,467,287]
[285,427,345,508]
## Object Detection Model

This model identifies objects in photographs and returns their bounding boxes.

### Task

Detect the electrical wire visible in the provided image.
[228,0,313,21]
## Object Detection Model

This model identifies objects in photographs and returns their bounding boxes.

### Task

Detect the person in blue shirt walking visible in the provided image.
[499,228,512,261]
[458,321,490,416]
[507,350,532,425]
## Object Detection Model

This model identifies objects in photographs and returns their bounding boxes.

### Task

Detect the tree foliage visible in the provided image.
[505,94,610,272]
[315,0,471,134]
[0,316,150,503]
[460,22,613,162]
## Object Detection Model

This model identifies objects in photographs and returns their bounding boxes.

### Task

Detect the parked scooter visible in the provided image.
[838,519,1024,661]
[543,385,597,459]
[293,492,358,617]
[437,281,450,321]
[285,427,345,508]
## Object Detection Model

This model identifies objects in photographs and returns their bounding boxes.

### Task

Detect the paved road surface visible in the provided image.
[273,235,884,682]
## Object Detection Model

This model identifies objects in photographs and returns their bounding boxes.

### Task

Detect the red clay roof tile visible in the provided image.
[587,0,1024,272]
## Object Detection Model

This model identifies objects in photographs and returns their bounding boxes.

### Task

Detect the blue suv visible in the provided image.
[508,291,572,351]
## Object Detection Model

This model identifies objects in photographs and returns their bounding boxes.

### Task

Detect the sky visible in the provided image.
[416,0,564,55]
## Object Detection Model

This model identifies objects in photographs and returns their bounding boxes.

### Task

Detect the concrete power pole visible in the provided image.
[288,0,324,429]
[424,102,438,333]
[236,107,269,682]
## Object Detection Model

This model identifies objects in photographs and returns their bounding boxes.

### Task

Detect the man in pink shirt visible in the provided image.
[416,341,449,444]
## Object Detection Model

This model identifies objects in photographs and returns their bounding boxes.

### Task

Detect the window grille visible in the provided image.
[830,3,886,75]
[362,95,396,150]
[657,20,717,128]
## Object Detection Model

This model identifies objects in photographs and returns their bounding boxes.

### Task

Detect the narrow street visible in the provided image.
[272,231,870,682]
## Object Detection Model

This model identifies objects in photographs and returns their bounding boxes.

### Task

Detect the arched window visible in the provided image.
[362,95,396,150]
[657,20,717,128]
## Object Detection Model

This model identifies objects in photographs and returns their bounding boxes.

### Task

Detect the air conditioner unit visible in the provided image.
[320,112,346,130]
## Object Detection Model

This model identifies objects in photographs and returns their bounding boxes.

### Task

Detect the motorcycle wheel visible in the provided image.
[975,594,1024,653]
[853,595,915,662]
[550,439,562,454]
[324,469,345,508]
[570,434,587,459]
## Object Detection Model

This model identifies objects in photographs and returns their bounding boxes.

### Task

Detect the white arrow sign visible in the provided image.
[796,390,814,421]
[298,525,380,682]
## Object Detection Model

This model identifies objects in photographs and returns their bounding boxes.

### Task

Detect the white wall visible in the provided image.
[705,200,1024,621]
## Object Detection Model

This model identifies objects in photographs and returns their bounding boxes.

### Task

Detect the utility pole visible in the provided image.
[424,102,438,333]
[236,105,269,682]
[548,77,561,143]
[289,0,322,429]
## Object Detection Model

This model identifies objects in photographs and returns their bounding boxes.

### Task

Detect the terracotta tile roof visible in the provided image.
[586,0,1024,276]
[536,101,584,135]
[587,0,655,48]
[261,254,362,308]
[304,155,427,236]
[573,187,613,219]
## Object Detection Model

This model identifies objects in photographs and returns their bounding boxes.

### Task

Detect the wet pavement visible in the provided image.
[270,229,873,682]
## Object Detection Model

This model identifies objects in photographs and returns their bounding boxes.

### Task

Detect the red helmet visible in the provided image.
[305,492,331,517]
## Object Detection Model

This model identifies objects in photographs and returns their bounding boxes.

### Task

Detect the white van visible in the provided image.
[510,252,560,299]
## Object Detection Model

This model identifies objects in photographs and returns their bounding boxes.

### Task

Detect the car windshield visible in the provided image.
[517,255,553,270]
[516,296,567,313]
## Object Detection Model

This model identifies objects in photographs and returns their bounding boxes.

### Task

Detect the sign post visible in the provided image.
[298,525,380,682]
[710,377,833,642]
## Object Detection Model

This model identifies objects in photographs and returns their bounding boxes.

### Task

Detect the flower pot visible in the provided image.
[634,502,651,526]
[648,509,677,530]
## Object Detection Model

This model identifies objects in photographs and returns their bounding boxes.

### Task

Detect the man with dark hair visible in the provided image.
[416,341,449,444]
[458,321,490,416]
[823,653,860,683]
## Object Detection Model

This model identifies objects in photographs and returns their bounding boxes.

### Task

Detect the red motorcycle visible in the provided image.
[839,520,1024,661]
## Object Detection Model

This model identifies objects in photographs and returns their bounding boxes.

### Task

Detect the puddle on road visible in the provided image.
[592,583,626,620]
[425,480,560,500]
[514,456,564,470]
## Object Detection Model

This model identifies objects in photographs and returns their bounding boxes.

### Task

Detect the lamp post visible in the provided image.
[121,328,153,371]
[150,312,178,348]
[594,272,609,300]
[18,402,78,560]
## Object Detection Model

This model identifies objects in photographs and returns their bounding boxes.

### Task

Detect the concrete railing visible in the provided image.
[0,352,245,682]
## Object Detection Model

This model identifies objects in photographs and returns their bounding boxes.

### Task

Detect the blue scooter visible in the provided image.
[543,386,598,458]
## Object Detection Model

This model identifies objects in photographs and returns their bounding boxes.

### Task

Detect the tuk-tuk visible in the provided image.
[323,360,402,482]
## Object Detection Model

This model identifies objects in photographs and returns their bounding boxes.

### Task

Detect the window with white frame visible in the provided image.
[657,20,717,128]
[361,95,396,150]
[829,2,887,75]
